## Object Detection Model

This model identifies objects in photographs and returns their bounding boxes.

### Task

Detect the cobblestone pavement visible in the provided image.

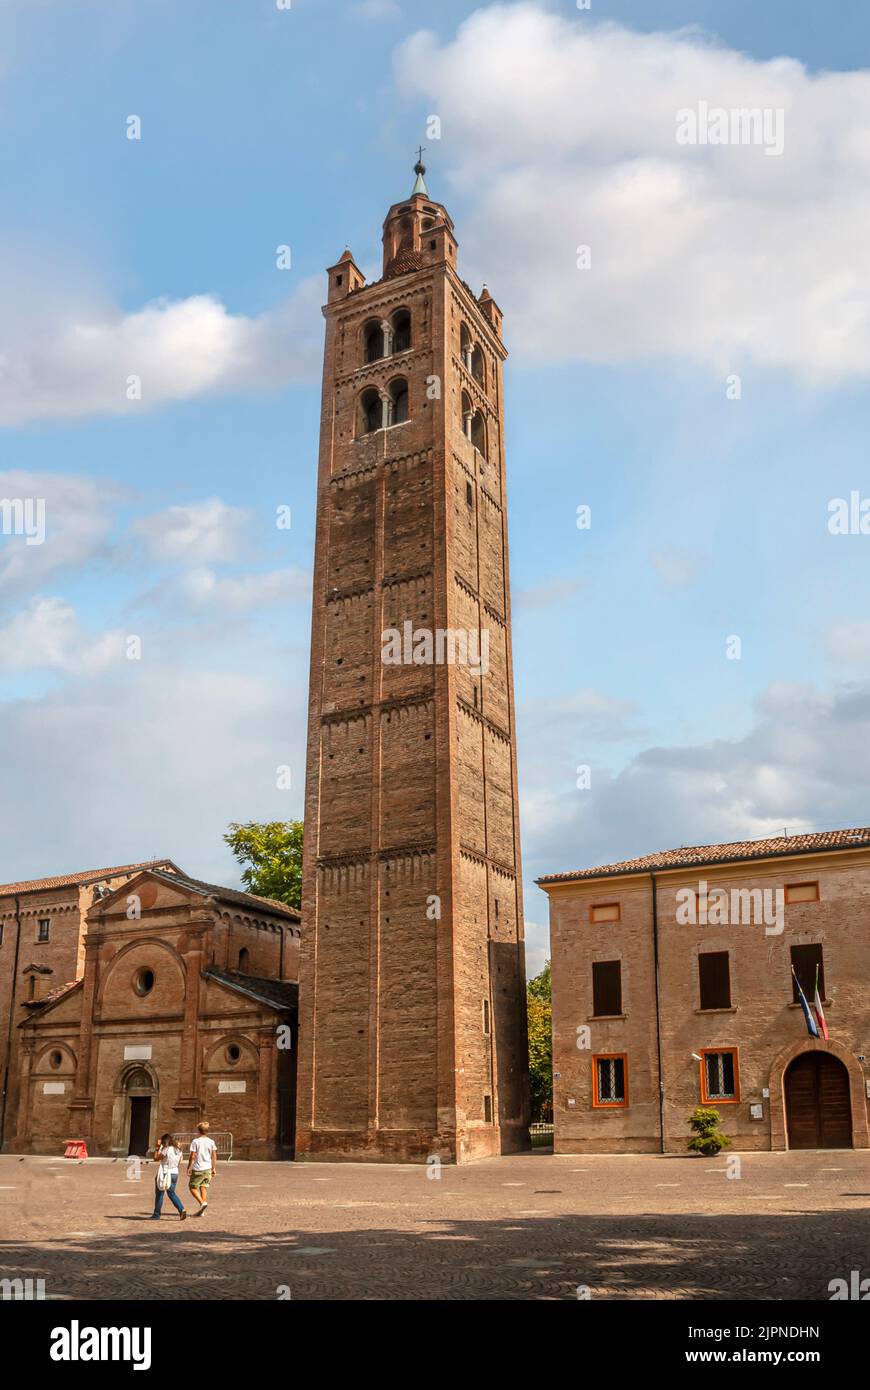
[1,1149,868,1300]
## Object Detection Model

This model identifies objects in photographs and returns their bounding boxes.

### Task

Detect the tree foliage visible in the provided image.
[527,960,553,1121]
[224,820,304,909]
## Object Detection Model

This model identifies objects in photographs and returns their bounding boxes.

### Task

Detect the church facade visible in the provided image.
[296,161,530,1162]
[5,866,300,1160]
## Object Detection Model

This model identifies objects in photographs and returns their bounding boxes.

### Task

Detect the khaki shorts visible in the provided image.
[189,1170,212,1190]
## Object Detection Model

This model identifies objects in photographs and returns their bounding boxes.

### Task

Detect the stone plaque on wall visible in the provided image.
[218,1080,246,1094]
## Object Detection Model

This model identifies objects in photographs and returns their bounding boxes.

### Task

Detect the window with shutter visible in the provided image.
[698,951,731,1010]
[592,960,622,1017]
[791,943,824,1002]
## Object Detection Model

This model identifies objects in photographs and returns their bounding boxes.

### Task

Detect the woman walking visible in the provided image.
[150,1133,187,1220]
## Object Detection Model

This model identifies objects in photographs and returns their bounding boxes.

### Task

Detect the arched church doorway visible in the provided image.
[125,1067,155,1157]
[785,1051,852,1149]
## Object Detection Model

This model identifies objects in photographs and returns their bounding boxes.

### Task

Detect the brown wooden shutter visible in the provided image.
[698,951,731,1010]
[791,943,824,1002]
[592,960,622,1017]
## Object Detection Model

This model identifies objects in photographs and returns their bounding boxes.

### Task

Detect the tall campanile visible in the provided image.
[296,161,529,1163]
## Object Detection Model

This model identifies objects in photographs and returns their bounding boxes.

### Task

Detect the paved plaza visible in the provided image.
[1,1149,868,1300]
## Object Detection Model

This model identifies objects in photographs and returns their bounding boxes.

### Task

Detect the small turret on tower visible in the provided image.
[381,156,457,278]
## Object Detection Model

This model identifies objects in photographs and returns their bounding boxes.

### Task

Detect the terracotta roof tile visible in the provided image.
[203,967,298,1012]
[149,869,300,921]
[0,859,179,898]
[537,826,870,885]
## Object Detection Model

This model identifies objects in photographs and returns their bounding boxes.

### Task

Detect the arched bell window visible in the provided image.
[471,345,485,387]
[387,378,409,427]
[460,323,472,370]
[391,309,411,354]
[363,319,385,364]
[470,411,487,455]
[359,387,383,436]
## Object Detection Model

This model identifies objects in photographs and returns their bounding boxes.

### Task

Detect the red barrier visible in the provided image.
[63,1139,88,1159]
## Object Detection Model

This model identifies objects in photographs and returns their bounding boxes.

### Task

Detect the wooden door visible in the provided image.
[785,1053,852,1149]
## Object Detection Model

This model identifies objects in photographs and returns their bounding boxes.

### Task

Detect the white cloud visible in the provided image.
[132,498,253,565]
[0,658,307,886]
[396,6,870,381]
[0,596,125,674]
[0,471,127,598]
[151,564,311,616]
[522,686,644,743]
[0,280,323,427]
[825,620,870,666]
[520,680,870,886]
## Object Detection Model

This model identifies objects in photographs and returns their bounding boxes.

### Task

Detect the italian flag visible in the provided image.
[814,965,829,1040]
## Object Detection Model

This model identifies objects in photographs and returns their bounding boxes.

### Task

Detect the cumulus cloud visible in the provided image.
[0,279,323,427]
[132,498,254,566]
[0,470,127,598]
[0,597,126,674]
[824,620,870,667]
[520,680,870,887]
[142,564,311,616]
[0,658,307,885]
[396,6,870,381]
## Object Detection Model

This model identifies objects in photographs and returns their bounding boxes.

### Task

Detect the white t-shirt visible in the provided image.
[190,1136,217,1172]
[158,1145,182,1174]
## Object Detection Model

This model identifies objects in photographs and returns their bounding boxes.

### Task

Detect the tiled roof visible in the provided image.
[385,247,426,278]
[203,967,298,1012]
[20,979,82,1021]
[0,859,179,897]
[537,826,870,885]
[149,869,300,921]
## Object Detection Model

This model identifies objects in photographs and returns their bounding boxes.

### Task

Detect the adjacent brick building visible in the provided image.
[0,858,181,1151]
[540,829,870,1154]
[296,161,530,1162]
[5,866,300,1159]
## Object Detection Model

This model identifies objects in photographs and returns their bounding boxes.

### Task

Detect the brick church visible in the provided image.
[1,161,530,1163]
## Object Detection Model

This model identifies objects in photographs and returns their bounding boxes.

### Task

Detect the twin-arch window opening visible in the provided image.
[357,313,488,455]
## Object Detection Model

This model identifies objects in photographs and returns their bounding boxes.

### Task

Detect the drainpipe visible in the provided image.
[0,895,23,1150]
[651,873,666,1154]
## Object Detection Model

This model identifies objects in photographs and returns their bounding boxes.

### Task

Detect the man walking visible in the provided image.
[187,1121,217,1216]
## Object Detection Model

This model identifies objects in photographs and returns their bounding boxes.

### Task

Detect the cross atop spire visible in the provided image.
[411,147,428,196]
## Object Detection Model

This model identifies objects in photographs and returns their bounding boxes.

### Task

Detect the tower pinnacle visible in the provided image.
[411,146,428,196]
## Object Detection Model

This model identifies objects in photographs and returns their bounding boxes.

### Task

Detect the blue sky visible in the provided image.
[2,0,870,973]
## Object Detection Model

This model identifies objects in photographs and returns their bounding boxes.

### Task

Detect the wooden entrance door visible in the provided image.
[785,1052,852,1149]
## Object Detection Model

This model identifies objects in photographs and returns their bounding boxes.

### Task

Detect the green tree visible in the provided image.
[224,820,304,909]
[527,960,553,1122]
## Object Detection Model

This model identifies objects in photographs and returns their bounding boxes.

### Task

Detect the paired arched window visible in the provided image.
[358,378,409,436]
[460,323,486,387]
[461,390,487,456]
[392,309,411,354]
[387,377,408,426]
[359,387,383,436]
[361,309,411,365]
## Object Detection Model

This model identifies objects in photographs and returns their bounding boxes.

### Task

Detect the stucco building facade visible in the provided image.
[5,866,300,1160]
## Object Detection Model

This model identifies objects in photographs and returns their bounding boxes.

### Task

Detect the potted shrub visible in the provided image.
[687,1105,731,1156]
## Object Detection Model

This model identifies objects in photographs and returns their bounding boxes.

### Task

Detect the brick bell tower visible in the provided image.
[296,159,530,1163]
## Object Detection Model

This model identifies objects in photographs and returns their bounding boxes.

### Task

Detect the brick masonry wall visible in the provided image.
[547,850,870,1154]
[297,191,529,1162]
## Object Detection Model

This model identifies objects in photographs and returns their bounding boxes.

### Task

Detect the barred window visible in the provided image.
[594,1054,626,1106]
[702,1049,738,1102]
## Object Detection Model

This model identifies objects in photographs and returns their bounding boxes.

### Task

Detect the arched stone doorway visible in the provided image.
[785,1052,852,1149]
[114,1065,157,1157]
